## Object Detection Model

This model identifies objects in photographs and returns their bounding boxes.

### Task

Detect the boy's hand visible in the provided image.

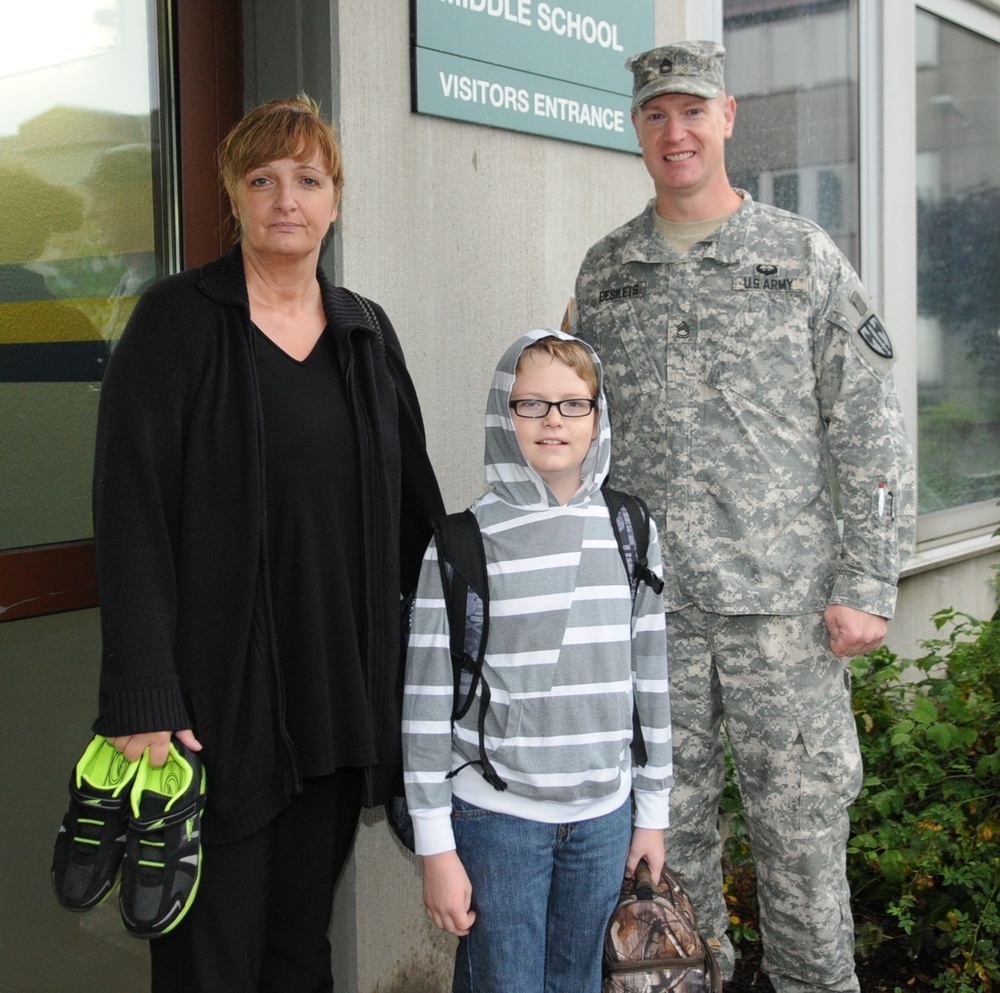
[625,827,665,885]
[421,850,477,936]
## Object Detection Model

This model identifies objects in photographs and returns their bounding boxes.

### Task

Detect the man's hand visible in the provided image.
[824,604,888,658]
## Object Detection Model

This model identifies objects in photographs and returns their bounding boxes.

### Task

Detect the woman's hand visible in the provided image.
[108,728,203,767]
[421,850,477,936]
[625,827,665,884]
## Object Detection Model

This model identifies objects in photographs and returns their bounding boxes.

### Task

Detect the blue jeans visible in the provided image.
[451,795,632,993]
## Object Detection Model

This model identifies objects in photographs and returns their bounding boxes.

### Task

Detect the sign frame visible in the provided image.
[410,0,655,153]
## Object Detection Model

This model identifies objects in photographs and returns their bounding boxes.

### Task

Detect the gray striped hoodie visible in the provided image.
[402,328,671,856]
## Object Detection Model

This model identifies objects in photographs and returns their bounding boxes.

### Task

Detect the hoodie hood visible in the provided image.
[484,328,612,510]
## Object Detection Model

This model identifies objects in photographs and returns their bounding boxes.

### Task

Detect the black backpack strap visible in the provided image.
[602,485,665,769]
[430,510,507,792]
[432,510,487,719]
[603,484,665,599]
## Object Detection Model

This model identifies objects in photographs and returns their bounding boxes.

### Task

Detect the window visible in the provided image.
[0,0,174,550]
[914,7,1000,520]
[725,0,1000,548]
[724,0,860,266]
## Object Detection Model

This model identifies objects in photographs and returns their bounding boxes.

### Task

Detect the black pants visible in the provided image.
[150,769,364,993]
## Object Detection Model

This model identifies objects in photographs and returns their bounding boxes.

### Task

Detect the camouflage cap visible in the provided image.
[626,41,726,111]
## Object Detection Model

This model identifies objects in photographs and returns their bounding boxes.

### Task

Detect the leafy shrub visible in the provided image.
[849,607,1000,991]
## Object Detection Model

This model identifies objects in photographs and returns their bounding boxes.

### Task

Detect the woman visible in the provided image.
[91,96,443,991]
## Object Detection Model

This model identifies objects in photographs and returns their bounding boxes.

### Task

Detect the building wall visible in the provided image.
[335,4,674,515]
[892,551,1000,662]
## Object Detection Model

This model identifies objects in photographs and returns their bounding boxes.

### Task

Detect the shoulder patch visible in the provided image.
[858,314,893,359]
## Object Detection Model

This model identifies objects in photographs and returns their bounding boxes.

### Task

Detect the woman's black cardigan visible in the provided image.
[92,246,443,844]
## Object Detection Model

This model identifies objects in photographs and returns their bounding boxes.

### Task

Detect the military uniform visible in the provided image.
[574,195,915,993]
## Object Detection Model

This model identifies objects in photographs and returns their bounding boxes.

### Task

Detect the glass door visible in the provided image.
[0,0,174,552]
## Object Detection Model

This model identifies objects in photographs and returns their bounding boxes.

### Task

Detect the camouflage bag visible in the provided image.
[602,861,722,993]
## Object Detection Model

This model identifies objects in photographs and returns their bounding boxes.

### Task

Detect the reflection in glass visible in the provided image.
[0,161,98,377]
[83,143,158,346]
[723,0,859,268]
[0,0,162,379]
[915,12,1000,514]
[772,172,800,214]
[0,0,164,548]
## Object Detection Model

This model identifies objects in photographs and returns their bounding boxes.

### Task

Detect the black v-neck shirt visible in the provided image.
[255,325,376,776]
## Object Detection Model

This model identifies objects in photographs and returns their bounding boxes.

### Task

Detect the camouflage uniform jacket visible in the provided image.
[573,194,914,618]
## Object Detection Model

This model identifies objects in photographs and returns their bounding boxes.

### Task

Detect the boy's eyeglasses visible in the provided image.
[508,398,598,418]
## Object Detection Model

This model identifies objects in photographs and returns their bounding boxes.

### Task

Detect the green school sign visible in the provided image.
[411,0,655,153]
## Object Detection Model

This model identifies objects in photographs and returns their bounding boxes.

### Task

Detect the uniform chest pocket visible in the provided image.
[599,298,663,398]
[707,291,816,418]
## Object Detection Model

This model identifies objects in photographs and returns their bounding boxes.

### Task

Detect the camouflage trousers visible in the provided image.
[663,607,863,993]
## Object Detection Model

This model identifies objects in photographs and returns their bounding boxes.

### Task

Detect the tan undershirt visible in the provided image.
[653,208,739,256]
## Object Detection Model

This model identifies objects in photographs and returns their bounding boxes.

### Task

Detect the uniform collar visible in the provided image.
[621,192,755,266]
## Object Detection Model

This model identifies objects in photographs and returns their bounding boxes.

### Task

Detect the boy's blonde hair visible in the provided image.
[218,95,344,242]
[516,337,599,397]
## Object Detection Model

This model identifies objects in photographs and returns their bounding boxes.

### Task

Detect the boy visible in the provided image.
[402,329,672,993]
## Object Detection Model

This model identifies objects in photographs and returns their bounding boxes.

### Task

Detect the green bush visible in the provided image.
[849,607,1000,991]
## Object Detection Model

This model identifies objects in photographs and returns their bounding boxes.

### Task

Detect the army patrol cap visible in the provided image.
[627,41,726,111]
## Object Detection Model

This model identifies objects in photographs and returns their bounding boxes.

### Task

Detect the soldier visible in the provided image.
[571,40,915,993]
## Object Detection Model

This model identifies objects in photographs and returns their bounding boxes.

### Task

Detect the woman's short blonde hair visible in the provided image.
[516,336,600,398]
[218,95,344,240]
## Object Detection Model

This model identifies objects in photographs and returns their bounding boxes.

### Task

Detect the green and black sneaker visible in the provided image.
[52,735,141,912]
[119,741,206,939]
